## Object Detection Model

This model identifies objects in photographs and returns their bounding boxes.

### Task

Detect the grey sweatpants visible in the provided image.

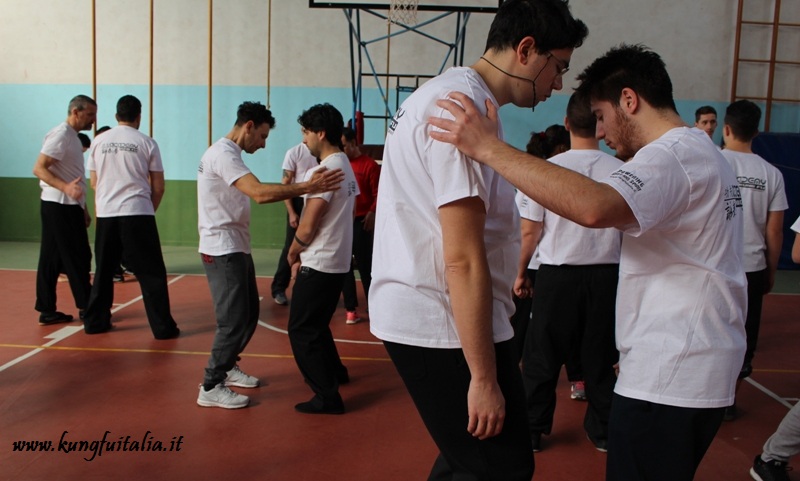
[201,252,260,387]
[762,401,800,463]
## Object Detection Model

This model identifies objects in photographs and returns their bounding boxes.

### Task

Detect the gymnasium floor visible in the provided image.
[1,241,798,480]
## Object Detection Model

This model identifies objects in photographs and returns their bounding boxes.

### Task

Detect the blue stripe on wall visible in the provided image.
[3,84,798,182]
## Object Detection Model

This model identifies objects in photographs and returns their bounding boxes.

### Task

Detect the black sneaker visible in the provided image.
[38,311,74,326]
[751,455,790,481]
[587,434,608,453]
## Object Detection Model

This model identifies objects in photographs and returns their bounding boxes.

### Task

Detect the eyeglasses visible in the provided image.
[546,52,570,77]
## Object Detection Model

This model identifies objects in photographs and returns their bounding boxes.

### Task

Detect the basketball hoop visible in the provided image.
[388,0,419,25]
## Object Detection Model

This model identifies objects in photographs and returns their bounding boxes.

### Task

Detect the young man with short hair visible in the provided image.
[430,44,747,481]
[720,100,788,421]
[695,105,718,139]
[287,103,359,414]
[196,101,343,409]
[370,0,588,478]
[83,94,179,339]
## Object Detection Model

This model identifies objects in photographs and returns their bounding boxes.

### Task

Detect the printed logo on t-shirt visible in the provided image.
[388,108,405,135]
[724,184,743,220]
[608,170,644,193]
[736,176,767,191]
[101,143,138,154]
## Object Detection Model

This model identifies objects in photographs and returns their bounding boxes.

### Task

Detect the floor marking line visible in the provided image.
[745,376,794,409]
[0,274,188,373]
[257,320,383,346]
[0,343,391,362]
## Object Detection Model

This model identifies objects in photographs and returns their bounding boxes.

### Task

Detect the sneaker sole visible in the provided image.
[224,380,259,388]
[749,467,765,481]
[197,399,249,409]
[345,319,362,325]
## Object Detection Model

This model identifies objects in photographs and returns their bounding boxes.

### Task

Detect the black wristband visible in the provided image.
[294,234,310,248]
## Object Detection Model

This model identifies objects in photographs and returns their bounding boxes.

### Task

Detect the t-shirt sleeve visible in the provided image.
[41,130,67,162]
[282,147,297,171]
[304,166,333,203]
[515,192,542,222]
[791,215,800,234]
[148,141,165,172]
[600,145,689,236]
[768,167,789,211]
[427,95,489,211]
[216,154,251,186]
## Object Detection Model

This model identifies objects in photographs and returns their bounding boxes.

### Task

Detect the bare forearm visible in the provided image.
[478,143,629,229]
[253,182,309,204]
[33,164,67,191]
[446,258,497,382]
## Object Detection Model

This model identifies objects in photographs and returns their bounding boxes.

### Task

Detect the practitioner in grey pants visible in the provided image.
[195,101,343,409]
[749,215,800,481]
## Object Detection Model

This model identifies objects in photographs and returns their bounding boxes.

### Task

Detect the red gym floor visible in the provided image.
[1,269,798,480]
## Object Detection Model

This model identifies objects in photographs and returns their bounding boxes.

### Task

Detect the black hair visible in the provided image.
[724,100,761,142]
[342,126,357,142]
[298,103,344,150]
[576,44,677,113]
[77,133,91,149]
[695,105,717,122]
[565,89,595,138]
[235,101,276,129]
[526,124,569,158]
[116,95,142,122]
[96,125,111,135]
[484,0,588,54]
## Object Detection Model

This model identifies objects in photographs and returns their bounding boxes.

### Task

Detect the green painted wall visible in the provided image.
[0,177,288,249]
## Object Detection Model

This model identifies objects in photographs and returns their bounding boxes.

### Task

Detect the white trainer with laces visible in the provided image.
[225,365,260,388]
[197,383,250,409]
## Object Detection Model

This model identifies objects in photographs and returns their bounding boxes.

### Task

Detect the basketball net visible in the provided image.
[388,0,419,25]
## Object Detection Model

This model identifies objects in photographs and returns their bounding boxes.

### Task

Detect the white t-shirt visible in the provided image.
[601,127,747,409]
[197,138,253,256]
[515,191,541,270]
[39,122,86,207]
[721,149,788,272]
[282,143,319,184]
[792,216,800,234]
[87,125,163,217]
[369,67,519,349]
[529,149,623,266]
[300,151,359,273]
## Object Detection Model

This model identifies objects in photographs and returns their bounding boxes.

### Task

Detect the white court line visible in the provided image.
[256,296,382,345]
[0,274,186,373]
[745,376,795,409]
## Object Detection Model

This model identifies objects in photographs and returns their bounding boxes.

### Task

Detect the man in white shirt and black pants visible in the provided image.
[430,44,747,481]
[32,95,97,326]
[83,95,179,339]
[287,103,359,415]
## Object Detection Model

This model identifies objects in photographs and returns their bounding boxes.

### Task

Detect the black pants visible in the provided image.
[606,394,725,481]
[342,216,374,311]
[272,197,304,297]
[35,201,92,314]
[743,268,767,370]
[288,267,347,404]
[385,340,534,481]
[83,216,178,338]
[522,264,619,442]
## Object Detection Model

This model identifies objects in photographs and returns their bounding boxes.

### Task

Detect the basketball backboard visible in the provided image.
[309,0,502,13]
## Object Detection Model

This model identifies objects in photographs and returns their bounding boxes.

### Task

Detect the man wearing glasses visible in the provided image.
[369,1,587,478]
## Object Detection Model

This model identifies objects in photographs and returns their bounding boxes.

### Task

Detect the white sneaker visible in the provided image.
[197,383,250,409]
[225,365,260,388]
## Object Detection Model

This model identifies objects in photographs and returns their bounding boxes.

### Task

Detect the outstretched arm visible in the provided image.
[428,92,635,230]
[233,168,344,204]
